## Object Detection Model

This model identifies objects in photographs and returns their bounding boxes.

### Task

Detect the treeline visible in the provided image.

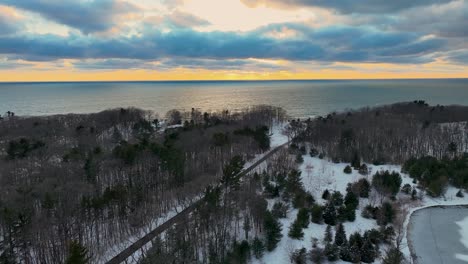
[403,154,468,196]
[0,105,286,263]
[299,101,468,164]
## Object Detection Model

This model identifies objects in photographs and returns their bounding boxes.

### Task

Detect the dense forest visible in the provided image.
[0,105,286,263]
[300,101,468,164]
[1,101,467,264]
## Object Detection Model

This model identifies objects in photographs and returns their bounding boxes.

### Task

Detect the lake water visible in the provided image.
[0,79,467,118]
[408,206,468,264]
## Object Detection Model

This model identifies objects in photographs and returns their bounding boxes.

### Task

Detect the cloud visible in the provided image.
[393,0,468,38]
[240,0,454,13]
[72,57,286,71]
[0,23,450,66]
[1,0,141,34]
[0,5,24,35]
[164,10,211,28]
[445,50,468,65]
[0,16,17,36]
[0,57,31,69]
[161,0,186,10]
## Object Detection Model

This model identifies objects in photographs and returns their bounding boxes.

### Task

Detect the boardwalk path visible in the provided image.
[106,142,289,264]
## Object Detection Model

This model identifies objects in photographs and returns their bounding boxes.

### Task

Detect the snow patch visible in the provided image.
[270,122,289,148]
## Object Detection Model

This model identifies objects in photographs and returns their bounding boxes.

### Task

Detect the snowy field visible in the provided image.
[252,151,468,264]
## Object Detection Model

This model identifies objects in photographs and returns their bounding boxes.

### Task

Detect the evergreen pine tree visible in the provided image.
[311,204,323,224]
[296,208,309,228]
[309,247,325,264]
[337,206,348,222]
[358,164,369,175]
[322,189,330,200]
[84,156,96,183]
[358,178,371,198]
[345,206,356,222]
[377,202,395,225]
[331,191,344,206]
[351,152,361,169]
[324,225,333,244]
[349,242,361,263]
[322,202,336,226]
[324,243,339,261]
[288,221,304,240]
[286,169,304,195]
[334,223,347,247]
[382,247,404,264]
[339,242,351,262]
[360,237,376,263]
[271,201,288,219]
[251,237,265,259]
[65,241,90,264]
[349,232,363,249]
[344,191,359,210]
[263,211,283,251]
[296,153,304,163]
[290,247,307,264]
[221,155,245,191]
[243,216,251,240]
[231,240,251,264]
[343,165,352,174]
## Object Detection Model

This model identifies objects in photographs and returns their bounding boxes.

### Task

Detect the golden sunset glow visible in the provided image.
[0,67,466,82]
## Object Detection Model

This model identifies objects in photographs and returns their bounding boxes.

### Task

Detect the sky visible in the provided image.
[0,0,467,81]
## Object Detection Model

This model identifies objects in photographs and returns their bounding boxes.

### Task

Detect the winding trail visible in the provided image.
[106,142,289,264]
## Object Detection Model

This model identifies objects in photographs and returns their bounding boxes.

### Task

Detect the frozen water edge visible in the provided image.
[407,206,468,264]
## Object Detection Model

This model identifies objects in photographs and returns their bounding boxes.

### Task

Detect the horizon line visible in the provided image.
[1,77,467,84]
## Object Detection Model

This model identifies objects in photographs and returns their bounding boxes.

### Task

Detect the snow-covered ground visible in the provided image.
[270,122,289,148]
[243,122,289,169]
[252,152,468,264]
